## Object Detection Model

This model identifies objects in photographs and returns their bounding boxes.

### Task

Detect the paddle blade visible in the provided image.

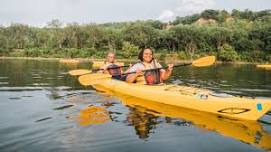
[192,56,216,67]
[92,61,124,69]
[92,62,104,69]
[78,73,111,86]
[68,69,92,76]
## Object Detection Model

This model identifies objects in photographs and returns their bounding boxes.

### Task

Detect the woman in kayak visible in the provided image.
[99,51,123,80]
[126,48,173,85]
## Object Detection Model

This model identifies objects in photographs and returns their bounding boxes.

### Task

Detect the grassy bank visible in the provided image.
[1,53,268,65]
[1,48,270,64]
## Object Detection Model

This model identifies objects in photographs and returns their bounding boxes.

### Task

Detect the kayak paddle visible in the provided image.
[69,69,92,76]
[78,56,216,86]
[69,65,130,76]
[92,61,124,68]
[79,73,110,86]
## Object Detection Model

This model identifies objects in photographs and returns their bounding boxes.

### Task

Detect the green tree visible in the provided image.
[7,23,29,49]
[201,9,220,20]
[121,41,139,58]
[47,20,65,49]
[122,23,158,48]
[208,27,233,51]
[171,25,203,60]
[103,28,123,51]
[84,24,104,49]
[218,44,239,62]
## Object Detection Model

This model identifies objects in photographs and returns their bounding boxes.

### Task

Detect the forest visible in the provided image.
[0,9,270,62]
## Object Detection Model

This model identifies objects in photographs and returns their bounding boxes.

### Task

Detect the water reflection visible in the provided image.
[74,105,111,126]
[126,106,158,139]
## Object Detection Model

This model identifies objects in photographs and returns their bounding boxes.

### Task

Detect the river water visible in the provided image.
[0,59,270,152]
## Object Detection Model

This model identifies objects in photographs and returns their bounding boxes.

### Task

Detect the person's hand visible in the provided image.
[135,69,143,77]
[167,64,174,72]
[102,68,110,74]
[103,67,108,71]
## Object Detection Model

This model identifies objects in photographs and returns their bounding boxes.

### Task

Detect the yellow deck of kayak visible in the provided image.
[92,78,271,121]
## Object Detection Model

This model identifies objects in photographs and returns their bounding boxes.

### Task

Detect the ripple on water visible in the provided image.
[0,77,8,79]
[32,77,42,79]
[31,83,50,86]
[35,117,52,122]
[8,97,21,100]
[234,88,271,93]
[0,121,63,151]
[0,82,9,85]
[0,87,43,92]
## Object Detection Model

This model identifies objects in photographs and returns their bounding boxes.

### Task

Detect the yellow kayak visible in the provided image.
[90,78,271,121]
[59,59,80,64]
[107,93,271,151]
[257,64,271,69]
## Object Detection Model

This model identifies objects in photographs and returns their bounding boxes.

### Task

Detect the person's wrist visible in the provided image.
[167,68,173,72]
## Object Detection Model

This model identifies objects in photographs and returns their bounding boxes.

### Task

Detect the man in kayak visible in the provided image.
[99,51,123,80]
[126,48,174,85]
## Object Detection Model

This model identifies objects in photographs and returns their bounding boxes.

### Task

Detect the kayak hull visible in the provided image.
[257,64,271,69]
[93,78,271,121]
[59,59,80,64]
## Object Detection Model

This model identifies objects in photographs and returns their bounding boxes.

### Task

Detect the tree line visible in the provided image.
[0,9,270,62]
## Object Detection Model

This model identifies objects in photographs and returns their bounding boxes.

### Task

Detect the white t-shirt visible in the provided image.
[126,60,162,73]
[126,60,163,84]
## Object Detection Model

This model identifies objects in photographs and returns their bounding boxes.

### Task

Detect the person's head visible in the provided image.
[138,48,154,63]
[106,51,116,63]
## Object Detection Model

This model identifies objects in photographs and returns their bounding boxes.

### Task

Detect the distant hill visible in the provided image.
[172,9,270,25]
[194,18,217,25]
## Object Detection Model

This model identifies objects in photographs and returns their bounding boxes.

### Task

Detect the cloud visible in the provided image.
[157,0,215,21]
[176,0,215,15]
[157,10,175,21]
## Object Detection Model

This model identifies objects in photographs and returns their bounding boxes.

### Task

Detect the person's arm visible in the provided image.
[160,64,174,81]
[126,69,143,83]
[97,64,107,73]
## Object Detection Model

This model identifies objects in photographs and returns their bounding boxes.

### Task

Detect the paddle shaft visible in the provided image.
[93,65,130,72]
[112,63,192,76]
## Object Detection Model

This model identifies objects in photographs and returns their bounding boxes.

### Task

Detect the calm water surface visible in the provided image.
[0,59,271,152]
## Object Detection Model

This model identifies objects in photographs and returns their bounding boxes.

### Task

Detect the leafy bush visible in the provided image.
[9,50,25,57]
[121,41,139,59]
[78,48,96,58]
[266,54,271,62]
[177,51,188,60]
[239,51,266,62]
[0,48,7,56]
[218,44,239,62]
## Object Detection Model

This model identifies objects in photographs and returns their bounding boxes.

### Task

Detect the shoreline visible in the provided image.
[0,56,139,63]
[0,56,268,65]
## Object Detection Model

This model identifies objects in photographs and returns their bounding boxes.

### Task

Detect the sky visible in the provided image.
[0,0,270,26]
